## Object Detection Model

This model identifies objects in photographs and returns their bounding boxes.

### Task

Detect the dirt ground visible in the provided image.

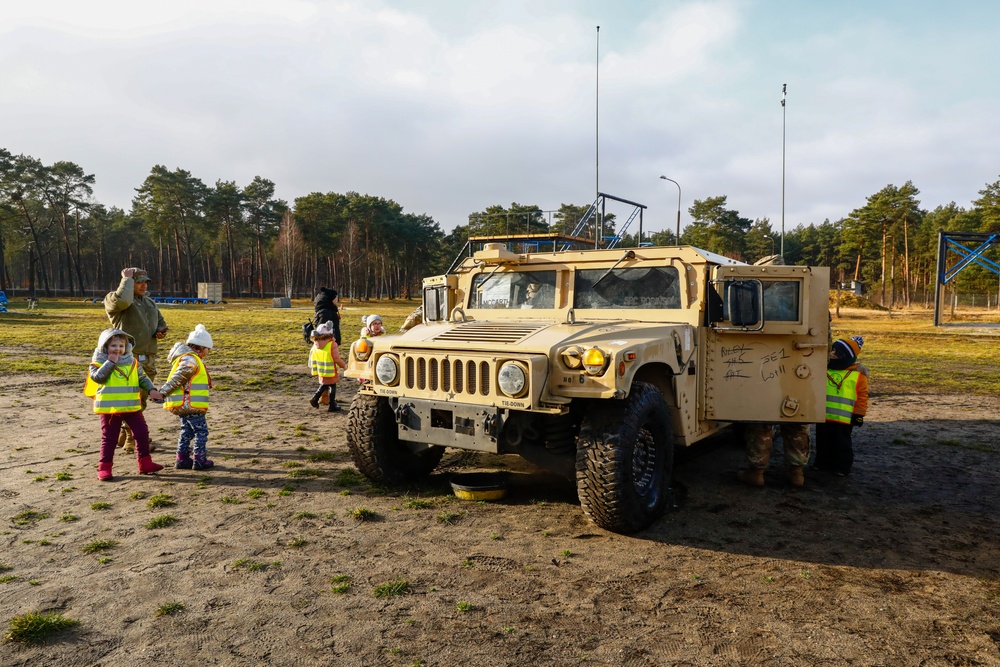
[1,365,999,667]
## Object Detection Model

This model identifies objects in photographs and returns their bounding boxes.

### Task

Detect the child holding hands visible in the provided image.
[159,324,215,470]
[309,320,347,412]
[86,328,165,481]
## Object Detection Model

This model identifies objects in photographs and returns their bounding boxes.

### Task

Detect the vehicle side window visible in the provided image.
[761,280,800,322]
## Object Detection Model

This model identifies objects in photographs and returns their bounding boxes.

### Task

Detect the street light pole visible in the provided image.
[659,176,681,244]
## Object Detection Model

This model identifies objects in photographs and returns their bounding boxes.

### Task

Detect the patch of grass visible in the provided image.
[402,497,439,510]
[146,494,175,509]
[155,601,185,617]
[4,611,79,643]
[330,574,352,594]
[307,451,338,462]
[59,513,79,523]
[335,468,365,486]
[456,600,474,612]
[561,549,573,558]
[54,471,73,481]
[232,559,281,573]
[90,502,112,511]
[277,485,295,497]
[372,579,411,598]
[461,559,474,569]
[0,575,18,584]
[348,507,379,522]
[32,476,47,483]
[130,492,147,500]
[246,489,267,499]
[490,532,503,540]
[12,510,48,526]
[287,468,326,478]
[293,511,316,520]
[936,438,997,454]
[283,461,303,469]
[82,540,118,554]
[146,515,179,529]
[288,537,307,548]
[436,510,464,525]
[221,496,242,505]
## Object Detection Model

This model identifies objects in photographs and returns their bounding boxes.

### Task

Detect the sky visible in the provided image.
[3,0,999,239]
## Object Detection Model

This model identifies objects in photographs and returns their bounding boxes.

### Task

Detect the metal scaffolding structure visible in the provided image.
[933,230,1000,326]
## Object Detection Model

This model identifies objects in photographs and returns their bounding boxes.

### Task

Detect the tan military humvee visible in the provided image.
[345,242,830,533]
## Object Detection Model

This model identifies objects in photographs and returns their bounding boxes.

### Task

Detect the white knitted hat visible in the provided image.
[186,323,214,349]
[365,314,383,327]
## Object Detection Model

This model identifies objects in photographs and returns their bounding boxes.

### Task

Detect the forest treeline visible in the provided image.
[1,146,998,304]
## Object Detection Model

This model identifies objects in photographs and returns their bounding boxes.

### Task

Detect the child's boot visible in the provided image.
[327,386,341,412]
[193,456,214,471]
[175,454,193,469]
[98,461,114,482]
[138,455,164,474]
[310,386,324,408]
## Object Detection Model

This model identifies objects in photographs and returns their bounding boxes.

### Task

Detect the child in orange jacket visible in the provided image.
[814,336,869,476]
[308,320,347,412]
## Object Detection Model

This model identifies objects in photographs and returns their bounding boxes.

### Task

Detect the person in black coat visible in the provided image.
[313,288,342,345]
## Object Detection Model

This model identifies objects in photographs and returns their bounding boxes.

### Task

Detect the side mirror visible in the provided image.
[727,280,761,327]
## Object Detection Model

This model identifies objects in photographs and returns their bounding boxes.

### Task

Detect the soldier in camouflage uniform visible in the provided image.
[738,423,811,488]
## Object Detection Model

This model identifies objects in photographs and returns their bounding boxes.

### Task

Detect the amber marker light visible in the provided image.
[355,337,372,361]
[582,347,607,375]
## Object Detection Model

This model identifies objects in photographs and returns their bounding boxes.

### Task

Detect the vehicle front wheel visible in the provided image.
[346,394,445,485]
[575,382,674,534]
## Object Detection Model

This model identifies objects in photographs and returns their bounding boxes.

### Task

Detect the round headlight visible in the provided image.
[375,354,399,385]
[582,347,607,375]
[497,362,527,397]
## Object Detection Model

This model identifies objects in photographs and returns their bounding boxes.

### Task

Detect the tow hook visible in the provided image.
[483,413,502,441]
[395,403,416,429]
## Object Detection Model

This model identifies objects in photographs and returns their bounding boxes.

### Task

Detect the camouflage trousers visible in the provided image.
[744,423,811,468]
[119,356,157,451]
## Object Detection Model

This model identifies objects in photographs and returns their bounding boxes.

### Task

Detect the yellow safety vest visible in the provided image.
[90,360,142,414]
[309,341,340,379]
[826,369,859,424]
[163,353,211,411]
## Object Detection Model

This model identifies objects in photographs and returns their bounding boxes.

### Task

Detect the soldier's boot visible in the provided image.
[737,468,765,488]
[788,465,805,488]
[121,426,136,454]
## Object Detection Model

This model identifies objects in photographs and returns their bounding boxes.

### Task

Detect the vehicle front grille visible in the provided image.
[403,354,497,398]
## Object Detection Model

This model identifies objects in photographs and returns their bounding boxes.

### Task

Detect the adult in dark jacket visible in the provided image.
[313,288,342,345]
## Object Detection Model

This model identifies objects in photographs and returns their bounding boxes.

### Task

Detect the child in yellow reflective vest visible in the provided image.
[309,320,347,412]
[159,324,215,470]
[814,336,869,476]
[85,328,165,481]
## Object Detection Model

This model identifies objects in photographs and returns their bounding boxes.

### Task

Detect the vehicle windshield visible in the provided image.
[574,266,681,309]
[470,271,558,309]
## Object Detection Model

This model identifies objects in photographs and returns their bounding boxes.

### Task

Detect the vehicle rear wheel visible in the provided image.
[575,382,673,534]
[347,393,445,484]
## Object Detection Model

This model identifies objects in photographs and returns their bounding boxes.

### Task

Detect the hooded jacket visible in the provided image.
[89,328,156,391]
[158,341,210,415]
[312,288,342,344]
[104,276,166,357]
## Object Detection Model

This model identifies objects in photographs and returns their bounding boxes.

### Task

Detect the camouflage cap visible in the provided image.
[129,268,151,282]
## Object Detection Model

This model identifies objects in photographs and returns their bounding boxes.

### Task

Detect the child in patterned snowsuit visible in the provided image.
[159,324,215,470]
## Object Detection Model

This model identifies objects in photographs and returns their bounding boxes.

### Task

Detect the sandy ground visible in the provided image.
[1,366,999,666]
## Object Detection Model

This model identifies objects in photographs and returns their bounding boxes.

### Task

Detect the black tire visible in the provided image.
[346,393,445,485]
[575,382,674,534]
